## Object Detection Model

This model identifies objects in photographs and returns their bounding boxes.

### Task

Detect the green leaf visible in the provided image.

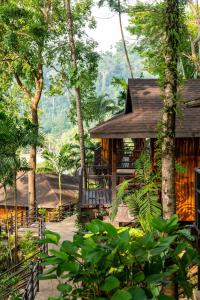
[61,240,77,255]
[44,230,60,245]
[101,276,120,292]
[146,273,163,284]
[133,271,145,283]
[60,261,80,274]
[103,222,118,237]
[57,283,72,293]
[111,290,132,300]
[38,274,57,280]
[128,287,147,300]
[50,249,68,261]
[42,256,62,265]
[158,295,175,300]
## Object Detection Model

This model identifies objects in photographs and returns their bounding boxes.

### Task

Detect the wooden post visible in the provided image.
[112,139,117,203]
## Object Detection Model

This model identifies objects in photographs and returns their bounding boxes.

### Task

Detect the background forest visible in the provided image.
[40,42,150,137]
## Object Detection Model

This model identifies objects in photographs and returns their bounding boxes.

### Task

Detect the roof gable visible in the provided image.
[90,79,200,138]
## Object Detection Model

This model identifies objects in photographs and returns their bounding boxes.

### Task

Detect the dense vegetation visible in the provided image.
[40,42,149,137]
[1,0,200,299]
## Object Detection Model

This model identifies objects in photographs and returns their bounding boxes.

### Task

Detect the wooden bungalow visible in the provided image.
[82,79,200,222]
[0,173,79,221]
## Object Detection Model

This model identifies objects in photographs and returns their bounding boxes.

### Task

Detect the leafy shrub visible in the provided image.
[111,151,161,223]
[39,215,199,300]
[19,231,37,260]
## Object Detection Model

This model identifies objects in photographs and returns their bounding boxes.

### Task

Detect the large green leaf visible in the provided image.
[111,290,132,300]
[44,230,60,245]
[57,283,72,293]
[128,287,147,300]
[61,240,77,255]
[60,261,80,274]
[50,249,68,261]
[158,295,175,300]
[101,276,120,292]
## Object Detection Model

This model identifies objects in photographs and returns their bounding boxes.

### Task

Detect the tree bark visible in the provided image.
[161,0,179,220]
[13,170,18,265]
[58,173,62,207]
[118,0,133,78]
[3,186,12,263]
[65,0,85,168]
[28,65,43,215]
[15,64,43,215]
[161,1,180,297]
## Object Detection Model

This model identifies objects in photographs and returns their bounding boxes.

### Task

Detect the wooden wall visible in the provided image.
[101,138,112,165]
[0,206,27,220]
[176,138,200,222]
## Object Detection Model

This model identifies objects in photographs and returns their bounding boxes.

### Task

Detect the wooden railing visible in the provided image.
[93,142,144,170]
[56,202,76,222]
[0,215,47,300]
[78,165,138,209]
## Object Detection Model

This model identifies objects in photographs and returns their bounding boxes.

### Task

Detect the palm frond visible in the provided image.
[110,179,130,221]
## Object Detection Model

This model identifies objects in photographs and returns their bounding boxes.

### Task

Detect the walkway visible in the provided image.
[35,215,77,300]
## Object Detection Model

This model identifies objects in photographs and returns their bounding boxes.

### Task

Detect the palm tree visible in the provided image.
[86,94,118,124]
[37,147,73,207]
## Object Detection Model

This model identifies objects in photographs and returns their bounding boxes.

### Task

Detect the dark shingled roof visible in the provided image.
[90,79,200,138]
[0,173,79,209]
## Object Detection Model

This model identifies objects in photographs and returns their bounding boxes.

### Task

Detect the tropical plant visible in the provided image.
[128,1,191,78]
[18,231,37,260]
[0,0,55,212]
[37,146,74,206]
[68,93,118,126]
[39,215,199,299]
[0,112,39,263]
[111,151,161,223]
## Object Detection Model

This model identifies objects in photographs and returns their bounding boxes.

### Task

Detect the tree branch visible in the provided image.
[14,73,33,99]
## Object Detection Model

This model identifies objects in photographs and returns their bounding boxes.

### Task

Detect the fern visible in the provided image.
[110,151,161,222]
[110,179,130,221]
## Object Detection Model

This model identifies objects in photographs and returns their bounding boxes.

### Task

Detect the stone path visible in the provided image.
[35,215,77,300]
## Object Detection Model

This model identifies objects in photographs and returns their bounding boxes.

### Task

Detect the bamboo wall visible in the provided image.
[176,138,200,222]
[101,138,111,164]
[100,137,200,222]
[0,206,27,220]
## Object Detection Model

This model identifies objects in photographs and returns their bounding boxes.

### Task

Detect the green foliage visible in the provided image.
[40,216,199,299]
[18,231,37,260]
[0,234,13,272]
[0,111,40,188]
[111,152,161,222]
[68,93,118,126]
[128,1,193,78]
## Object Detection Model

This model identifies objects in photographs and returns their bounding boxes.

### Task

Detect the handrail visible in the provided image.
[0,216,47,299]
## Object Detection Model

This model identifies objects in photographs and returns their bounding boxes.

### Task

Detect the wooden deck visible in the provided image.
[81,189,112,208]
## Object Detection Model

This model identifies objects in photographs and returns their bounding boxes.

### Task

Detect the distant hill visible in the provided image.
[39,41,150,136]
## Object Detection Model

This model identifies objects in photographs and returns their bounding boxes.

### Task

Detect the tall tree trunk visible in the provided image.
[117,0,133,78]
[15,65,43,216]
[3,186,12,263]
[28,103,38,215]
[161,0,179,220]
[58,173,62,207]
[161,1,180,297]
[65,0,85,168]
[13,170,18,265]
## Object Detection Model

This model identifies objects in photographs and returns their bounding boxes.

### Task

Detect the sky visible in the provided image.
[89,0,154,52]
[89,6,130,52]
